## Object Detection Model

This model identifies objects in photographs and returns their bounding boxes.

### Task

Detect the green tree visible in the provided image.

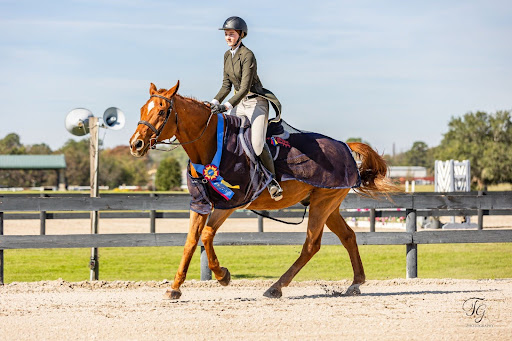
[58,139,90,186]
[404,141,436,171]
[27,143,52,155]
[100,146,150,188]
[436,110,512,189]
[404,141,429,166]
[0,133,25,154]
[155,157,182,191]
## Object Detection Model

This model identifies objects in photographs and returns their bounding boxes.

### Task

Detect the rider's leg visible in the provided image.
[258,143,283,200]
[234,96,283,200]
[249,98,283,201]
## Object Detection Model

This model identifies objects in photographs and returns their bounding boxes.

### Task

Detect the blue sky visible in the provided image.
[0,0,511,155]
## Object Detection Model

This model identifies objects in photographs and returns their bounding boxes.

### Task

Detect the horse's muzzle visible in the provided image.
[129,138,147,157]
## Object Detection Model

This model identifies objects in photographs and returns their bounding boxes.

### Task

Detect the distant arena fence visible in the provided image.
[1,192,511,284]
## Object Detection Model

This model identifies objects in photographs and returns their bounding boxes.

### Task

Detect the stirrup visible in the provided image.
[268,179,283,201]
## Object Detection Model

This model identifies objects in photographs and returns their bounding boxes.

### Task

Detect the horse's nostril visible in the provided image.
[135,140,144,151]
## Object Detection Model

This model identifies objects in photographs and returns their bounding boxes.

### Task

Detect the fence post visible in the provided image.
[40,193,46,235]
[200,246,212,281]
[150,193,156,233]
[0,211,4,285]
[477,191,484,230]
[89,117,100,281]
[369,208,376,232]
[258,214,264,232]
[406,208,417,279]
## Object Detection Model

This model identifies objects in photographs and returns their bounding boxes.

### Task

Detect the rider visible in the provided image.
[210,16,283,201]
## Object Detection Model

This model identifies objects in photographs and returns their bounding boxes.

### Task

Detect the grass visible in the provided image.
[3,243,512,283]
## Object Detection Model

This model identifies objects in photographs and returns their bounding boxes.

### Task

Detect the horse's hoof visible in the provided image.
[164,289,182,300]
[344,284,361,296]
[218,267,231,286]
[263,287,282,299]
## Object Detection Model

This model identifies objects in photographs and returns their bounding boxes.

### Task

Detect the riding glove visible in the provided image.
[211,103,228,114]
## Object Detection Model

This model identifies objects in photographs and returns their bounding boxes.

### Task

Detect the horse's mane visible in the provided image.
[155,88,209,113]
[178,94,210,111]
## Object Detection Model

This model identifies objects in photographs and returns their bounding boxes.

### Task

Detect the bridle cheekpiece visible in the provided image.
[137,94,175,148]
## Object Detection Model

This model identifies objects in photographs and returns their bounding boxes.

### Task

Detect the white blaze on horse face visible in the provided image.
[147,101,155,115]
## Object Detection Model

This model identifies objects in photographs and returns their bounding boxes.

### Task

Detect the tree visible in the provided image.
[402,141,436,172]
[0,133,25,154]
[100,146,150,188]
[155,157,182,191]
[436,110,512,189]
[58,139,90,186]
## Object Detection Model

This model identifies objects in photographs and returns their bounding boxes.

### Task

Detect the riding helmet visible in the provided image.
[219,16,248,38]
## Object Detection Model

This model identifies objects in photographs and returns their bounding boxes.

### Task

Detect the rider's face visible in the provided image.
[224,30,240,48]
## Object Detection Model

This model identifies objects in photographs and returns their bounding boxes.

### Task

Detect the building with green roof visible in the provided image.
[0,154,67,190]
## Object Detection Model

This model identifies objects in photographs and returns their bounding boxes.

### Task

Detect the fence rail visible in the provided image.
[2,192,512,211]
[1,192,511,284]
[3,230,512,249]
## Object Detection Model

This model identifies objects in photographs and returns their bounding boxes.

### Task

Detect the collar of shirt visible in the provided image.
[230,44,241,58]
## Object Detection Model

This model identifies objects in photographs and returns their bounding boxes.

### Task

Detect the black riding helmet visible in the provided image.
[219,16,248,39]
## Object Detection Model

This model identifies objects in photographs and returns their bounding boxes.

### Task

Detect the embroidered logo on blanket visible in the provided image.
[267,136,291,148]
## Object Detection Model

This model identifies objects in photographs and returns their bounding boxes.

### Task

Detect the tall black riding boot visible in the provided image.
[258,144,283,201]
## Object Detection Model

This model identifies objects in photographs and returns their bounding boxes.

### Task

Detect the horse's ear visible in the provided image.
[149,83,157,96]
[165,80,180,98]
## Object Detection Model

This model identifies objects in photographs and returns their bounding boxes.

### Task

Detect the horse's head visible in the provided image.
[129,81,180,157]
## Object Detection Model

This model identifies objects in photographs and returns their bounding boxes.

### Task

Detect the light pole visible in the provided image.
[65,107,125,280]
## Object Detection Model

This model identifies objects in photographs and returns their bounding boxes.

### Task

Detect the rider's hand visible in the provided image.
[211,103,228,114]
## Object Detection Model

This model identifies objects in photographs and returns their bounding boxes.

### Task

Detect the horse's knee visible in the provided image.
[342,229,356,244]
[201,227,215,245]
[305,241,321,256]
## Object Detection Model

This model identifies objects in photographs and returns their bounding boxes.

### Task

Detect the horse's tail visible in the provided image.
[347,142,401,198]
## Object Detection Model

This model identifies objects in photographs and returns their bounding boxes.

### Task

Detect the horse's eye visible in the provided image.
[158,110,165,116]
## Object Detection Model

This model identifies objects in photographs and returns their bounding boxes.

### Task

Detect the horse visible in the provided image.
[129,81,398,299]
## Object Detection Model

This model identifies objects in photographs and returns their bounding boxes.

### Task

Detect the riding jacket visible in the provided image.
[214,43,282,121]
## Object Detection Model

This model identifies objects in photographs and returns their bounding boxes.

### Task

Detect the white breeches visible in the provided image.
[230,96,269,156]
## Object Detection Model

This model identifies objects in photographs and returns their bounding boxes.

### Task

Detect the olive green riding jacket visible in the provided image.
[214,43,282,121]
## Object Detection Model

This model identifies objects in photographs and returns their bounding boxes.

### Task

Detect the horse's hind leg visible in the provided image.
[263,188,344,298]
[165,211,208,300]
[201,208,236,286]
[326,210,366,295]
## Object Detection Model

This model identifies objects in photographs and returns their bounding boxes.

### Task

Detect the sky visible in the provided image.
[0,0,511,155]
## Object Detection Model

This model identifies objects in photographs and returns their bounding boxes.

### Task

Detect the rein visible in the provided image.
[137,94,214,150]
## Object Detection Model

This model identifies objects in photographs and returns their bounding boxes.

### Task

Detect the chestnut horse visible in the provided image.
[129,81,397,299]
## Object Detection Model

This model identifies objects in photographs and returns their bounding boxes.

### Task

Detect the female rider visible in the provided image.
[210,16,283,201]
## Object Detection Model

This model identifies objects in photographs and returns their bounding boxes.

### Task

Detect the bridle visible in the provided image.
[137,94,214,150]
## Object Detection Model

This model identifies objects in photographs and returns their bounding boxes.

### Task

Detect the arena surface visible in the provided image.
[1,278,510,340]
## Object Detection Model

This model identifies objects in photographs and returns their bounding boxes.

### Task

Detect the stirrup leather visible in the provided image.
[268,179,283,201]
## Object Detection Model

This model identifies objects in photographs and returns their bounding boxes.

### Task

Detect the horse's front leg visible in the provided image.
[201,208,236,286]
[165,211,208,300]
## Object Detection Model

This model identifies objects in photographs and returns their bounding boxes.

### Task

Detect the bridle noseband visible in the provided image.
[137,93,215,150]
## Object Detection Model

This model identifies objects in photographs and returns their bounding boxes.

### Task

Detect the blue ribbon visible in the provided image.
[191,114,234,200]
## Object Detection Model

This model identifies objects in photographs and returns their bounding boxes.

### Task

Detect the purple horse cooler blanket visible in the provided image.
[187,114,360,214]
